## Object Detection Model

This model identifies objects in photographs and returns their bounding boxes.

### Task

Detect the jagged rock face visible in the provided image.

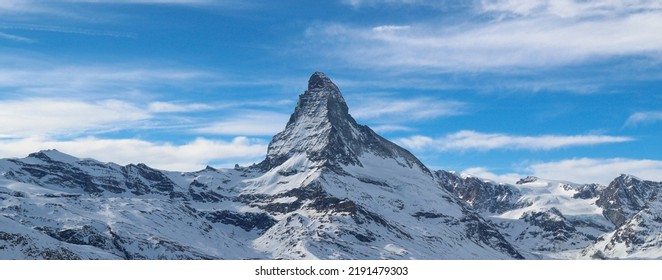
[436,171,520,214]
[578,175,662,259]
[596,174,661,227]
[516,176,539,185]
[581,198,662,259]
[262,72,426,173]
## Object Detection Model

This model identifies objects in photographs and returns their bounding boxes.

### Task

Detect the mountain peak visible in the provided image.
[516,176,539,185]
[288,72,349,127]
[260,72,428,174]
[617,173,641,182]
[27,149,79,164]
[308,71,338,92]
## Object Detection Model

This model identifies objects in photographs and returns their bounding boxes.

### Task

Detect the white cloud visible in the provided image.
[0,31,34,43]
[0,23,135,38]
[0,96,295,139]
[372,25,411,32]
[0,59,295,139]
[66,0,214,3]
[192,111,289,136]
[480,0,662,18]
[625,111,662,126]
[396,135,436,150]
[341,0,457,8]
[397,130,633,151]
[0,63,210,97]
[461,167,524,185]
[0,98,150,138]
[370,125,413,133]
[526,157,662,185]
[314,1,662,71]
[147,101,215,113]
[0,136,267,171]
[0,0,42,13]
[461,157,662,185]
[350,97,466,121]
[343,0,415,7]
[0,0,217,13]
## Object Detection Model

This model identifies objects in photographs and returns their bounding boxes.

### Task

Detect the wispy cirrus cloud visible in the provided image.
[0,0,45,13]
[397,130,633,151]
[0,0,220,12]
[0,62,211,98]
[0,99,150,138]
[0,97,294,139]
[341,0,469,9]
[625,111,662,126]
[349,96,467,122]
[480,0,662,18]
[66,0,215,4]
[370,125,413,133]
[147,101,215,113]
[342,0,419,7]
[0,56,297,140]
[313,0,662,71]
[0,0,250,26]
[0,31,34,43]
[193,111,289,136]
[0,23,135,38]
[0,136,267,171]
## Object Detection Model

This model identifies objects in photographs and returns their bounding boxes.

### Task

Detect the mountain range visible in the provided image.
[1,72,660,259]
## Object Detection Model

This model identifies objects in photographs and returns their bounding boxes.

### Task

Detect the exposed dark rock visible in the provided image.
[516,176,539,185]
[204,210,276,232]
[436,170,520,214]
[520,208,576,242]
[596,174,661,227]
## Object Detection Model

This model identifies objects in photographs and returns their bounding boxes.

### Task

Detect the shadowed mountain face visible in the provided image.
[1,72,661,260]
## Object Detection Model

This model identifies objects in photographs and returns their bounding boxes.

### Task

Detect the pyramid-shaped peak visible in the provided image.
[260,72,429,174]
[288,72,350,128]
[308,72,338,91]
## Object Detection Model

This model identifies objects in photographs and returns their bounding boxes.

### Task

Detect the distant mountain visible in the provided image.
[438,172,662,259]
[1,72,661,259]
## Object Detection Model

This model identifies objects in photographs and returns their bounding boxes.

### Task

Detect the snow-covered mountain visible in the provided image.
[439,171,662,259]
[1,72,661,259]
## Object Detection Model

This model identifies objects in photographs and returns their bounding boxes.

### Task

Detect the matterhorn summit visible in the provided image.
[262,72,426,172]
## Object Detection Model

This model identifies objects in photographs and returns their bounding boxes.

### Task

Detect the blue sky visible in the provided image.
[1,0,661,184]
